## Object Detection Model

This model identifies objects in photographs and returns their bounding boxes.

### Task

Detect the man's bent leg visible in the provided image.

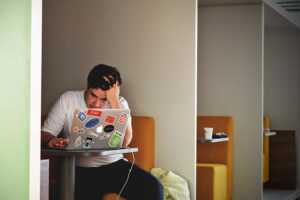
[75,167,106,200]
[112,160,164,200]
[75,159,164,200]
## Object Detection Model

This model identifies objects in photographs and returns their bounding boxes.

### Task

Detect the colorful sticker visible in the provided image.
[99,133,110,140]
[77,112,87,122]
[88,131,99,138]
[78,129,84,134]
[108,131,122,147]
[105,115,116,124]
[87,109,102,117]
[74,136,82,147]
[104,125,114,133]
[83,137,93,148]
[73,127,79,133]
[118,113,128,124]
[96,125,103,133]
[85,118,100,128]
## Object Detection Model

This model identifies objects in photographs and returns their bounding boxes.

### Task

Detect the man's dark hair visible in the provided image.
[87,64,122,90]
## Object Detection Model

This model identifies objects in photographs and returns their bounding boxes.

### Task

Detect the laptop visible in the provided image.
[60,108,130,150]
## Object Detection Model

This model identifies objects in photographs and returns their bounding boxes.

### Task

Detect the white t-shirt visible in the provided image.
[42,90,132,167]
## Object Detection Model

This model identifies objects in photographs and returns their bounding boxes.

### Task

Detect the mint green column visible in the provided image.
[0,0,31,200]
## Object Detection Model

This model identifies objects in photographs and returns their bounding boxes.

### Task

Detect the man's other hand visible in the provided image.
[48,137,69,148]
[106,82,121,108]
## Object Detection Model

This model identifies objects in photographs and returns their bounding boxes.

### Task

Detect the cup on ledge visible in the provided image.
[204,127,213,140]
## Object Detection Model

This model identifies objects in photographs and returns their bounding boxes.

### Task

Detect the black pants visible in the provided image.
[75,159,164,200]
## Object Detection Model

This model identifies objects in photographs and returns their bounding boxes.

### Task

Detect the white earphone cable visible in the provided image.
[117,152,135,200]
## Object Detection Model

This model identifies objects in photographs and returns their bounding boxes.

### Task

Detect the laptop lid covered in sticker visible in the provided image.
[67,108,130,150]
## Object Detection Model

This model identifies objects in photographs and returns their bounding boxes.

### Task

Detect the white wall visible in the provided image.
[264,29,300,130]
[198,4,263,200]
[42,0,197,198]
[264,28,300,187]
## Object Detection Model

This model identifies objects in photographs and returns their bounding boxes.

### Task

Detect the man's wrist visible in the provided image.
[109,99,121,109]
[47,135,56,144]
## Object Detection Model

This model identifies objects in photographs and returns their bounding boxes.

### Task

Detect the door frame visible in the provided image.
[29,0,42,199]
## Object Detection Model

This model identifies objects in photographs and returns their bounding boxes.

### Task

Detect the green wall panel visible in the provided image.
[0,0,31,200]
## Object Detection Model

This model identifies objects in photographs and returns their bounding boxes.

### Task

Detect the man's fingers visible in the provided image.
[58,139,65,146]
[54,138,69,146]
[47,138,69,148]
[103,75,115,86]
[103,75,109,82]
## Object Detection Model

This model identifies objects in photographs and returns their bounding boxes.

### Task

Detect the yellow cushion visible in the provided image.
[102,193,125,200]
[197,116,233,200]
[197,163,227,200]
[123,116,154,172]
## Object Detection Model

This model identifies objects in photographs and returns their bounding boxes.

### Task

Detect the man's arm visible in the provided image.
[41,92,69,148]
[122,124,133,147]
[106,82,132,146]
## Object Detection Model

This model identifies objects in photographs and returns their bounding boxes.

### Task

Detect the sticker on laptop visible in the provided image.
[78,129,84,134]
[73,127,79,133]
[118,113,128,124]
[77,112,87,122]
[96,125,103,133]
[108,131,123,147]
[87,109,102,117]
[105,115,116,124]
[85,118,100,128]
[99,133,110,140]
[74,136,82,147]
[83,137,94,148]
[104,125,114,133]
[88,131,99,138]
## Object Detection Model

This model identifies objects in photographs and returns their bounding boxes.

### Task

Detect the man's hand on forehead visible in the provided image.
[103,75,120,87]
[105,79,121,109]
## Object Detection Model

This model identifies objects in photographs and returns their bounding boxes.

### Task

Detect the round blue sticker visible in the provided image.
[85,118,100,128]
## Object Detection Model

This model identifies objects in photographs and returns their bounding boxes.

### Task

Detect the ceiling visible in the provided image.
[198,0,300,29]
[264,3,298,29]
[275,0,300,13]
[264,0,300,28]
[198,0,260,6]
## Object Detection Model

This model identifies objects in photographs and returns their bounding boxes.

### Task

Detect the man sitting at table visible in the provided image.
[41,64,164,200]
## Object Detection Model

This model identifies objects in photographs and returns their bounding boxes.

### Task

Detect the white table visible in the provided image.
[264,132,277,136]
[42,147,138,200]
[197,138,229,143]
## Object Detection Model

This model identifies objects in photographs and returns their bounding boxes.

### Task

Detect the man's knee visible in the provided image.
[147,174,164,199]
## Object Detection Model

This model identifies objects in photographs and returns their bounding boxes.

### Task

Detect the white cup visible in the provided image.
[204,128,213,140]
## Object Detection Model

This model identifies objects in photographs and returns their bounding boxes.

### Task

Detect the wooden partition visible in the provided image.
[268,130,297,189]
